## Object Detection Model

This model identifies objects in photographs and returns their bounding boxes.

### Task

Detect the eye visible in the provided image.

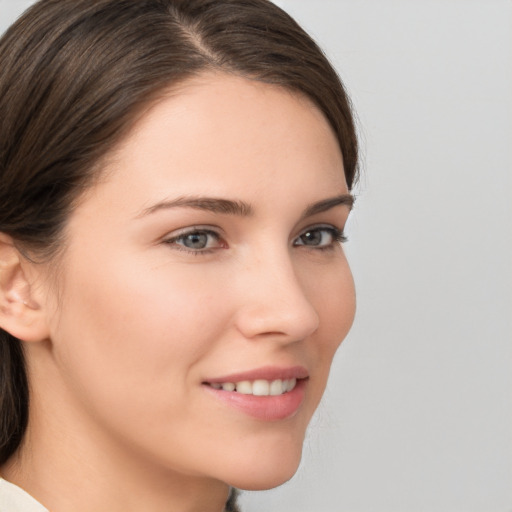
[163,228,225,253]
[293,226,347,249]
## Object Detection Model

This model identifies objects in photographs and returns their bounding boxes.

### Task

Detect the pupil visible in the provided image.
[184,233,208,249]
[302,231,321,245]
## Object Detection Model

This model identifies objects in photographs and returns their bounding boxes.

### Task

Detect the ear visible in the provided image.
[0,233,50,343]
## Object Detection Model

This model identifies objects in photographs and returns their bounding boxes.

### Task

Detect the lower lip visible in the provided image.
[203,379,307,421]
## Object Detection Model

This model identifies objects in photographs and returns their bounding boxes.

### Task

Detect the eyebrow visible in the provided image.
[137,193,354,219]
[138,196,253,218]
[300,194,355,219]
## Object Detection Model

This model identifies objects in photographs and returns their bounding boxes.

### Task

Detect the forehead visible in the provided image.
[86,72,347,212]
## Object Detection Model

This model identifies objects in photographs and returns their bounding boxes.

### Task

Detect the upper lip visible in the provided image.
[204,365,309,384]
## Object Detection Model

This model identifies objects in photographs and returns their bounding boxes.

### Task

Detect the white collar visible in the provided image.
[0,478,48,512]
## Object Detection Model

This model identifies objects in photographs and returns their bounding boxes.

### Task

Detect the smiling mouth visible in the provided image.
[204,378,299,396]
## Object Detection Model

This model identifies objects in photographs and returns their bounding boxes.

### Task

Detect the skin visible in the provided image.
[0,73,356,512]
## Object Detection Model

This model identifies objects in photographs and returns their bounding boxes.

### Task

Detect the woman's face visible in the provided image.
[41,73,355,490]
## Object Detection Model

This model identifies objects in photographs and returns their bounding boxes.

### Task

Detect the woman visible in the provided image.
[0,0,358,510]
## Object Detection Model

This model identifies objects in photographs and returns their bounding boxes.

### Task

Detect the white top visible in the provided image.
[0,479,48,512]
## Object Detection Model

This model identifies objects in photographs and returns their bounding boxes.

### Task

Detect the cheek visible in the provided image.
[303,254,355,372]
[49,253,229,419]
[326,264,355,350]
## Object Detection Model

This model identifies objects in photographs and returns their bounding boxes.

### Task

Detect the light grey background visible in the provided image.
[1,1,511,511]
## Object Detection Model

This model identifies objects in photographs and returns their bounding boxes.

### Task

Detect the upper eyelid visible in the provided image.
[296,222,344,235]
[162,225,223,240]
[163,223,342,236]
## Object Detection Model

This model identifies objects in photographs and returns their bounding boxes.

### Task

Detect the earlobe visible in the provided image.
[0,233,50,343]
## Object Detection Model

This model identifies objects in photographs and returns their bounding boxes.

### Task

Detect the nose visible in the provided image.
[233,250,320,342]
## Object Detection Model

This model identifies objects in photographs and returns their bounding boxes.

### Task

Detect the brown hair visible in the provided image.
[0,0,358,469]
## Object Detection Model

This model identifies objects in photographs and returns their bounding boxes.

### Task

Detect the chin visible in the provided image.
[229,467,301,491]
[223,443,303,491]
[234,470,299,491]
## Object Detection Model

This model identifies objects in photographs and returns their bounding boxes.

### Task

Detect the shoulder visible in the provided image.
[0,478,48,512]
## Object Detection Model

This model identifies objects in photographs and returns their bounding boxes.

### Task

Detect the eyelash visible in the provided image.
[163,228,224,255]
[294,226,347,251]
[163,225,347,255]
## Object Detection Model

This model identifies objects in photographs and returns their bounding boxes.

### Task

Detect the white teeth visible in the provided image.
[252,380,270,396]
[210,378,298,396]
[236,381,253,394]
[270,379,283,396]
[286,378,297,392]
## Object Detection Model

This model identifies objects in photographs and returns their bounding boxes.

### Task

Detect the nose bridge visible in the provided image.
[234,243,320,341]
